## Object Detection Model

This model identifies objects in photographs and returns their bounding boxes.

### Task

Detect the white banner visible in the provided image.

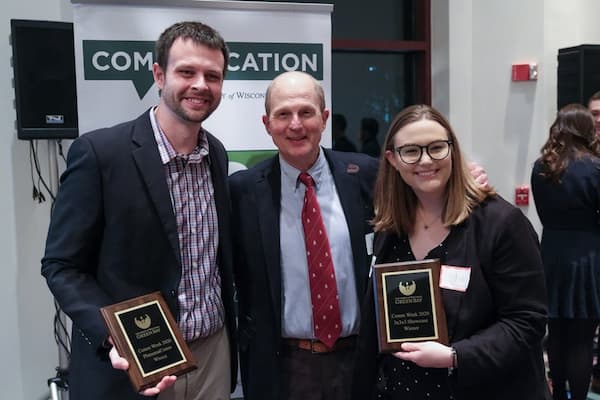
[72,0,332,162]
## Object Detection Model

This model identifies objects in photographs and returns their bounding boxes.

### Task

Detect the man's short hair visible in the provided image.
[588,90,600,105]
[264,71,325,116]
[155,21,229,77]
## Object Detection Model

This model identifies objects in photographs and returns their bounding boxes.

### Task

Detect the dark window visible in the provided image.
[330,0,430,149]
[238,0,431,148]
[332,51,416,142]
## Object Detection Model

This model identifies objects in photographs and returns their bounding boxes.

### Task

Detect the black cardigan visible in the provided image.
[353,195,551,400]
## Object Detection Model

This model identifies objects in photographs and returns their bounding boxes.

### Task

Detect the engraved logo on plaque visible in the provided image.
[398,281,416,296]
[134,314,151,330]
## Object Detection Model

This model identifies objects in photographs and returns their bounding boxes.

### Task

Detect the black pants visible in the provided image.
[547,318,598,400]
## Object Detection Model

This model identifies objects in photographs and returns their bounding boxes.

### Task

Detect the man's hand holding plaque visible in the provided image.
[108,336,177,396]
[372,259,448,353]
[101,292,197,393]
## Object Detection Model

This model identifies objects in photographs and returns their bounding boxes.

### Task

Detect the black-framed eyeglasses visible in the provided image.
[395,140,453,164]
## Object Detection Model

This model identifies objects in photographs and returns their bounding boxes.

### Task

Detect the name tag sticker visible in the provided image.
[439,265,471,292]
[368,255,377,278]
[365,232,374,256]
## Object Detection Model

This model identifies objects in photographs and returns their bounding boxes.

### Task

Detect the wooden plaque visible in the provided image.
[100,292,197,392]
[372,259,448,352]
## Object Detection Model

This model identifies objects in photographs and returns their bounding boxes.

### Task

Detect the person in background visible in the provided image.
[230,71,379,400]
[532,103,600,400]
[353,104,550,400]
[588,90,600,394]
[332,113,358,152]
[41,21,237,400]
[360,117,381,158]
[589,91,600,138]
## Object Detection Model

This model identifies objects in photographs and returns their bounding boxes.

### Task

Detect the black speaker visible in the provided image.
[10,19,78,140]
[557,44,600,110]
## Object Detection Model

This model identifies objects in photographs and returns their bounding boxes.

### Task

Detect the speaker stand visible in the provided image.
[48,139,70,400]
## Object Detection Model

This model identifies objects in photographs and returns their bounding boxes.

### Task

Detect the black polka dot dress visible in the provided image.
[375,236,453,400]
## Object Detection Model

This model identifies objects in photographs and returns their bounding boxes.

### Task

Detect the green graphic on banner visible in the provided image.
[82,41,324,99]
[228,150,277,169]
[83,40,155,99]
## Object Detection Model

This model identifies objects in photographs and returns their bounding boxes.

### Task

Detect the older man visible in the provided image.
[230,71,378,400]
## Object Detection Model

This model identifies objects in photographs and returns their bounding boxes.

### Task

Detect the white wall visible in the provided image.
[2,2,72,399]
[543,1,600,126]
[433,0,600,234]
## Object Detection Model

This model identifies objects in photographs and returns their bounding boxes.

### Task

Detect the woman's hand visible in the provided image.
[392,341,453,368]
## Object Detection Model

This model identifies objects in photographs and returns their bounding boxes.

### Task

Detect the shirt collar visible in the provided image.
[279,147,327,192]
[149,107,209,165]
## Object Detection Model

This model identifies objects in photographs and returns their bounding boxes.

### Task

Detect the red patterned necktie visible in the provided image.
[298,172,342,348]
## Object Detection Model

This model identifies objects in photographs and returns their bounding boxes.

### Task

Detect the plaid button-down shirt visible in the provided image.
[150,109,224,341]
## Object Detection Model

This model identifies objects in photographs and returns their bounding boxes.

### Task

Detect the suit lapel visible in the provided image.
[206,133,229,254]
[256,157,283,333]
[325,150,369,302]
[131,114,181,265]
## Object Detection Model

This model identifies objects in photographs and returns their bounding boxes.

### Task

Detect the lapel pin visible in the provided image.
[346,164,359,174]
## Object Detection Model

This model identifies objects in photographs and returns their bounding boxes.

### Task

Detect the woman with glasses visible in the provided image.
[352,104,550,400]
[531,104,600,400]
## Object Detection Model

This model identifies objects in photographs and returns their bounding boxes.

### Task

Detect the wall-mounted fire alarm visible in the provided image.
[512,63,538,81]
[515,185,530,206]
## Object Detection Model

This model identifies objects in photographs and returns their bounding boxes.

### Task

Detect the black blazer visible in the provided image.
[41,111,237,400]
[230,149,378,400]
[352,196,550,400]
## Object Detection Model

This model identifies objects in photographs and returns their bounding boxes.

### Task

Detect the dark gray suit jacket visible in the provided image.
[230,149,378,400]
[41,111,237,400]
